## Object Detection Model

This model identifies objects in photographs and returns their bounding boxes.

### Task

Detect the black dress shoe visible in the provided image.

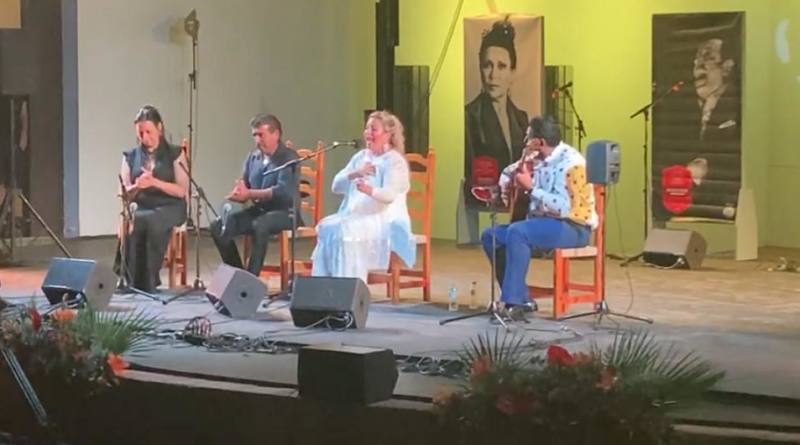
[502,305,530,323]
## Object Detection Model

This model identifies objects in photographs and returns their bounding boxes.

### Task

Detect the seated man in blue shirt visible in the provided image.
[210,114,298,276]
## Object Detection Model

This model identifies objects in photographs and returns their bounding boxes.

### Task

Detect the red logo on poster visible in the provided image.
[471,156,499,186]
[661,165,693,214]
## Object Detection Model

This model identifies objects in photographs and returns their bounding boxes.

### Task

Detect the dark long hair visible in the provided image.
[134,105,168,148]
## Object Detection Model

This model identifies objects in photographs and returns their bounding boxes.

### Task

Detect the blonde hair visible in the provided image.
[368,110,405,153]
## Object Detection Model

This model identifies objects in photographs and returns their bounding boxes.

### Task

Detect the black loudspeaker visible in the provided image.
[290,276,370,329]
[643,229,707,270]
[586,140,621,185]
[41,257,115,309]
[205,264,266,318]
[393,65,429,154]
[298,344,398,404]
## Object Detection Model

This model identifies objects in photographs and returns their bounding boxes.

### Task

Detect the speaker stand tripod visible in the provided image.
[558,185,652,326]
[440,209,512,328]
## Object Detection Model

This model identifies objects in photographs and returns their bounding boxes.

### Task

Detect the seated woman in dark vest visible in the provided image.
[119,105,188,293]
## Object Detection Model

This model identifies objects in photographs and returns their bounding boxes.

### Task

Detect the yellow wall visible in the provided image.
[768,1,800,248]
[396,0,775,254]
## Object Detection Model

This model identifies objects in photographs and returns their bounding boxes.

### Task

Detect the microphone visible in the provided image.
[551,81,573,99]
[333,139,359,147]
[220,202,232,234]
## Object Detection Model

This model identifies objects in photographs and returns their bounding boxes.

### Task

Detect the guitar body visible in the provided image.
[508,185,530,222]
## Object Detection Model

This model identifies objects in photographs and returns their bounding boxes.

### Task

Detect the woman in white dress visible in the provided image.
[311,110,416,282]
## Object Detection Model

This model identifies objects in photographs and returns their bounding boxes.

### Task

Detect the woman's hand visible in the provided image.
[135,168,156,189]
[348,162,376,180]
[355,180,373,196]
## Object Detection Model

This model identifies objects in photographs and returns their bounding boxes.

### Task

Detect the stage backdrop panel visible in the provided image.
[463,15,543,210]
[652,12,743,223]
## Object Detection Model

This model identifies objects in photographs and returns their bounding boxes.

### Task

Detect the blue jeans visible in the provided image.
[481,217,591,305]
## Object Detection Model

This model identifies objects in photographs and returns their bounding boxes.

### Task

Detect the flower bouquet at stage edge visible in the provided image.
[434,330,725,445]
[0,304,157,425]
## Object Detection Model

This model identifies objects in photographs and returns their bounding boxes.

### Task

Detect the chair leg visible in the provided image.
[167,237,176,289]
[422,242,431,302]
[179,232,187,286]
[553,254,567,319]
[390,254,401,304]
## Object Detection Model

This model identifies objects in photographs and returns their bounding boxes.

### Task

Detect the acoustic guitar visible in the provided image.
[507,148,542,222]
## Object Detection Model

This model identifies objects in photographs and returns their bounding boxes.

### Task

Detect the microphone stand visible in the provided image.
[562,88,586,151]
[115,178,161,302]
[622,83,682,266]
[185,22,199,229]
[162,162,218,304]
[262,141,355,302]
[440,198,510,328]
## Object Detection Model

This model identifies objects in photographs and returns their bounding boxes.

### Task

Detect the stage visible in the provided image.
[1,236,800,442]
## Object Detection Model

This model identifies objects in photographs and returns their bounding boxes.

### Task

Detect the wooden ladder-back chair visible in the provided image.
[163,139,190,288]
[527,184,605,319]
[243,141,325,290]
[368,148,435,303]
[273,141,326,289]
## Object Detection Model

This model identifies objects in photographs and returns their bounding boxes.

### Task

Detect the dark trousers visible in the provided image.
[123,201,186,292]
[210,206,292,276]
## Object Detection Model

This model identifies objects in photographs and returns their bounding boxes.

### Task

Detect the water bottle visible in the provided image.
[469,281,478,310]
[448,286,458,312]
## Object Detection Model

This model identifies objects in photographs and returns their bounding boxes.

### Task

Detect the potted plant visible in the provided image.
[434,330,724,445]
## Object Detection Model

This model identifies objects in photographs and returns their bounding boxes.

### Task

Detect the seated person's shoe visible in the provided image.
[502,304,530,323]
[523,300,538,313]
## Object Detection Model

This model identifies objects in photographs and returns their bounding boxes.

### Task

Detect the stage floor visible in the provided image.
[1,236,799,403]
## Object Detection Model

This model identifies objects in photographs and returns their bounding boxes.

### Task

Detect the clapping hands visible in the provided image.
[226,179,250,202]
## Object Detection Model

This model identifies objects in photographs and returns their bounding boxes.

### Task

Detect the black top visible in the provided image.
[124,140,184,209]
[463,92,528,209]
[240,142,299,212]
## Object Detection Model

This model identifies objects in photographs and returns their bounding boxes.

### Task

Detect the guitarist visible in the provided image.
[480,116,597,321]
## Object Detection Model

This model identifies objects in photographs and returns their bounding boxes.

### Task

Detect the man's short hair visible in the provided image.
[250,113,282,137]
[528,116,561,147]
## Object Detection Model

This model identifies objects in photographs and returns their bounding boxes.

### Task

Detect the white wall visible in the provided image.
[77,0,375,236]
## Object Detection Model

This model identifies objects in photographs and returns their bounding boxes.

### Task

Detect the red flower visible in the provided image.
[470,355,491,378]
[51,309,77,322]
[547,345,574,367]
[28,308,42,331]
[107,353,129,376]
[596,366,617,391]
[496,394,515,415]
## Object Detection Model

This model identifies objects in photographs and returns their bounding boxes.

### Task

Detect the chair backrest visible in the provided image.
[295,141,325,226]
[405,148,435,237]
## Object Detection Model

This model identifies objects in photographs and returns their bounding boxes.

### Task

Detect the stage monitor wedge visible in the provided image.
[643,228,707,270]
[290,276,370,329]
[41,257,115,309]
[298,344,398,404]
[205,264,266,319]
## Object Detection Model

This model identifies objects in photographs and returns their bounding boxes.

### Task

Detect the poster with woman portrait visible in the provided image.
[463,15,543,209]
[651,12,743,223]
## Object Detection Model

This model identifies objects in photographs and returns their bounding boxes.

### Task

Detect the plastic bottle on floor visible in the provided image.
[469,281,478,309]
[448,286,458,311]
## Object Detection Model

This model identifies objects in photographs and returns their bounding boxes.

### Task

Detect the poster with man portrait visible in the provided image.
[651,12,743,223]
[463,15,543,210]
